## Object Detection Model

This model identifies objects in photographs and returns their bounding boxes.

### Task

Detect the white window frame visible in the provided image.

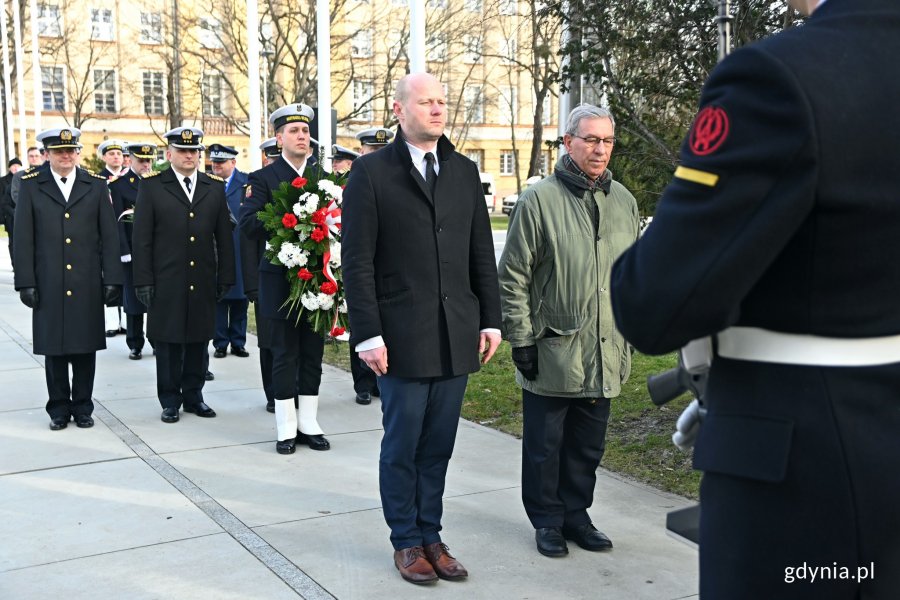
[93,68,117,113]
[142,71,165,115]
[41,65,65,111]
[388,29,403,60]
[464,85,484,124]
[499,86,517,125]
[140,12,163,44]
[501,35,517,64]
[500,150,516,176]
[427,0,448,8]
[352,79,374,121]
[199,17,223,50]
[37,3,62,37]
[426,33,448,62]
[202,73,224,117]
[465,0,483,12]
[352,29,373,58]
[463,34,482,64]
[499,0,517,16]
[90,8,114,41]
[464,149,483,171]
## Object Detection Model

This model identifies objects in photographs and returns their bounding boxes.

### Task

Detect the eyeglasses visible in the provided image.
[572,135,616,149]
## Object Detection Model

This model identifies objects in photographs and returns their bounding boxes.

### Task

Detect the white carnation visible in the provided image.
[265,241,273,251]
[301,292,320,311]
[338,299,348,314]
[292,202,304,216]
[292,248,309,267]
[277,242,297,267]
[317,293,335,311]
[328,241,341,267]
[318,180,343,203]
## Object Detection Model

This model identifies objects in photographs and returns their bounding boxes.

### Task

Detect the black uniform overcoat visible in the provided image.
[131,168,235,343]
[109,172,144,315]
[13,167,122,355]
[611,1,900,597]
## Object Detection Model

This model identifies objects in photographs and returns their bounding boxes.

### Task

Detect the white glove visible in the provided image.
[121,254,132,263]
[672,398,703,451]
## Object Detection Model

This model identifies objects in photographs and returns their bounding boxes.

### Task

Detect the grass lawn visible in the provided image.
[490,214,508,230]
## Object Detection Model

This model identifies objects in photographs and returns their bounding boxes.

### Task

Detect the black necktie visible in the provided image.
[60,177,67,184]
[425,152,437,195]
[184,176,192,194]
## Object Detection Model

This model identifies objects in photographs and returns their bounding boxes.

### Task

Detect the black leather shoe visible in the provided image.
[213,348,227,358]
[74,415,94,428]
[118,327,127,334]
[106,329,117,337]
[161,407,179,423]
[183,402,216,417]
[49,416,69,430]
[355,391,372,405]
[266,399,275,413]
[535,527,568,557]
[205,370,215,381]
[297,432,330,451]
[129,349,142,360]
[231,346,249,357]
[276,439,296,454]
[371,388,380,398]
[562,523,613,551]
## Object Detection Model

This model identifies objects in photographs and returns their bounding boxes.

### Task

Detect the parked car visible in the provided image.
[501,176,543,215]
[480,172,496,213]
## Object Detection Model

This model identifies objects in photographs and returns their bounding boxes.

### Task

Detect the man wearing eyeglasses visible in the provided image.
[498,104,639,559]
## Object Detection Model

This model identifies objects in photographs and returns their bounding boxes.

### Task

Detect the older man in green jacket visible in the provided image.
[498,104,639,559]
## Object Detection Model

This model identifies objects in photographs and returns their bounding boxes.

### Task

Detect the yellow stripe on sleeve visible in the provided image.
[674,166,719,187]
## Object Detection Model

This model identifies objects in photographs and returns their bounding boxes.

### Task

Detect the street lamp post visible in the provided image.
[261,49,274,138]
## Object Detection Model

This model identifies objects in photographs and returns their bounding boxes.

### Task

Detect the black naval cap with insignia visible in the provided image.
[163,126,204,149]
[356,127,394,147]
[98,139,125,155]
[269,103,315,131]
[36,127,83,150]
[331,144,360,162]
[127,142,157,160]
[260,137,282,158]
[207,143,239,162]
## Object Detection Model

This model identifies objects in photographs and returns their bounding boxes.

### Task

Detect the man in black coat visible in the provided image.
[239,103,330,455]
[132,127,235,424]
[1,157,22,263]
[611,1,900,598]
[98,139,129,336]
[109,142,156,359]
[13,127,122,430]
[342,73,502,585]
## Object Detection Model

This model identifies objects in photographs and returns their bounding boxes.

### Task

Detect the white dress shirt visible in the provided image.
[51,169,75,202]
[174,169,198,202]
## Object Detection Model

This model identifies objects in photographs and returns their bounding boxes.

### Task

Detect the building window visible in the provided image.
[463,34,482,63]
[202,73,224,116]
[142,71,164,115]
[501,35,517,64]
[352,29,373,58]
[199,17,223,49]
[388,29,403,60]
[140,12,162,44]
[37,4,61,37]
[93,69,116,113]
[352,79,374,121]
[41,66,65,111]
[500,150,516,176]
[465,0,483,12]
[499,0,517,16]
[463,85,484,124]
[465,149,483,171]
[499,86,517,125]
[540,150,551,175]
[427,0,447,7]
[535,90,552,125]
[426,33,447,62]
[90,8,114,41]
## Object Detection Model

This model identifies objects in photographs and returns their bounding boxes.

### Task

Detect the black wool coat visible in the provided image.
[109,172,145,315]
[341,129,501,378]
[131,168,235,343]
[13,167,122,355]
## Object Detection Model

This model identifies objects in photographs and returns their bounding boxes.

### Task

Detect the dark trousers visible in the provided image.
[154,341,207,409]
[5,219,12,264]
[350,348,378,394]
[259,346,275,403]
[270,318,324,399]
[521,389,611,529]
[126,314,145,351]
[44,353,96,419]
[214,298,249,350]
[379,373,468,550]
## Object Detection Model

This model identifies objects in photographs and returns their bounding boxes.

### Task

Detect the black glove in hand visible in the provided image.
[103,285,122,306]
[19,287,39,309]
[135,285,154,308]
[245,289,259,303]
[512,345,539,381]
[216,285,231,301]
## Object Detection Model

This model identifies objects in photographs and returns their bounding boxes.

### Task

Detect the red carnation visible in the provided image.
[282,213,298,228]
[297,268,314,281]
[330,326,346,337]
[310,227,326,242]
[311,208,327,225]
[320,281,338,295]
[291,177,308,188]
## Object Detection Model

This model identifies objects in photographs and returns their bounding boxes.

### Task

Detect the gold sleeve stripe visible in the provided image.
[674,166,719,187]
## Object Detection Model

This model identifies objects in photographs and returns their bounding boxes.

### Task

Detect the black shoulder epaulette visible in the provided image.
[206,173,225,183]
[21,171,39,180]
[141,171,161,179]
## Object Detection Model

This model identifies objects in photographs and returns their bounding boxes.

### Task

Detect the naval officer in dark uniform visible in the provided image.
[611,1,900,598]
[132,127,235,424]
[239,103,330,454]
[109,142,157,359]
[14,127,122,430]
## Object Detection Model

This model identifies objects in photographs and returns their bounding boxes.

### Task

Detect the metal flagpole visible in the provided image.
[557,0,571,157]
[0,2,11,167]
[28,0,41,134]
[717,0,733,61]
[409,0,425,74]
[247,0,262,170]
[11,0,27,154]
[316,0,331,172]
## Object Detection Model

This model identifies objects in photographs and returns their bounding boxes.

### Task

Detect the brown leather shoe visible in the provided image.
[423,542,468,580]
[393,546,438,585]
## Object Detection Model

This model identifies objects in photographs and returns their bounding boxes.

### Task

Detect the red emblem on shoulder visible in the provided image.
[689,106,730,156]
